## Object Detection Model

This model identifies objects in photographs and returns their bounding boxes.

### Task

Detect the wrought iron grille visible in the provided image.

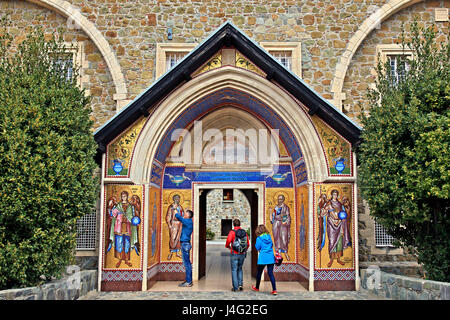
[375,220,395,247]
[76,209,98,250]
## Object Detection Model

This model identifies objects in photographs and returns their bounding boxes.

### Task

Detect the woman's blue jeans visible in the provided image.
[255,263,276,291]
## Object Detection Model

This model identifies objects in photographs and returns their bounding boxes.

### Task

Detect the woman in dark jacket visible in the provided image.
[252,224,277,295]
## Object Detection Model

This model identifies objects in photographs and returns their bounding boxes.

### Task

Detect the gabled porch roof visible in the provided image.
[93,22,361,163]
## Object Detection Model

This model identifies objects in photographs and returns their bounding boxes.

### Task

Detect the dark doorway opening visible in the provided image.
[198,188,258,280]
[221,219,232,237]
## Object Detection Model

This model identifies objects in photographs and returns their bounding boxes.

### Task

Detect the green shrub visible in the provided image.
[0,19,98,289]
[357,21,449,281]
[206,228,215,240]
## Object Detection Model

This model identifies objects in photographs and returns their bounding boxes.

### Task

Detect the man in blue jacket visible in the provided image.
[175,209,194,287]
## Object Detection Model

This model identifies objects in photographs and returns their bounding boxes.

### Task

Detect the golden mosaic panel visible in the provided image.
[297,184,308,267]
[148,187,161,267]
[192,51,222,76]
[160,189,192,263]
[279,140,289,157]
[311,116,352,175]
[107,117,147,176]
[103,184,144,270]
[314,183,354,270]
[236,51,266,77]
[265,187,296,263]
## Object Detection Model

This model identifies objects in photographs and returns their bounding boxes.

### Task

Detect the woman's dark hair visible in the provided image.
[255,224,269,237]
[233,219,241,227]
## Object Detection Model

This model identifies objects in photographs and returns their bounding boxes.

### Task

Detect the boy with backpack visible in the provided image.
[225,219,250,292]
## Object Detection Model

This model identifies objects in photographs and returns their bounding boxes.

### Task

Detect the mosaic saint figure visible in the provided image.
[299,195,306,251]
[342,196,352,245]
[317,193,328,251]
[166,194,184,260]
[318,189,352,268]
[130,194,141,251]
[270,194,291,261]
[106,191,141,268]
[151,192,158,257]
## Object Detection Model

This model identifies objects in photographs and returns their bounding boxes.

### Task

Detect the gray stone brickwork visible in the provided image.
[361,268,450,300]
[342,0,449,121]
[206,189,251,240]
[0,269,97,300]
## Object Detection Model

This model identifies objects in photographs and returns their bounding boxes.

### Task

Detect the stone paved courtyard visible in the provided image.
[79,288,386,300]
[83,243,387,300]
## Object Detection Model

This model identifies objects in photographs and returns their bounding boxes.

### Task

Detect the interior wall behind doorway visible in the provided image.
[206,189,251,240]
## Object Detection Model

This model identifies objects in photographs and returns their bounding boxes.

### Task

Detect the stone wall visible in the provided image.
[55,0,384,105]
[342,0,449,120]
[360,268,450,300]
[206,189,251,240]
[6,1,448,128]
[357,187,421,270]
[2,0,448,124]
[75,255,99,270]
[0,269,97,300]
[3,0,448,272]
[0,0,117,129]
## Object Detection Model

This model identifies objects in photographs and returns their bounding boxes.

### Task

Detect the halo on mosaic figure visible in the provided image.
[272,190,290,204]
[167,191,184,205]
[326,186,344,201]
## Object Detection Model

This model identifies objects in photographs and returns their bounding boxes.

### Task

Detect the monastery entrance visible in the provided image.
[95,22,361,292]
[197,187,260,281]
[154,101,301,287]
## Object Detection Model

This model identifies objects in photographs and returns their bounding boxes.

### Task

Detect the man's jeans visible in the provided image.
[181,242,192,284]
[230,252,246,290]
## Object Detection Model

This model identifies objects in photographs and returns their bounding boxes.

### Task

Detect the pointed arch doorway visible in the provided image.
[142,83,312,291]
[95,22,361,292]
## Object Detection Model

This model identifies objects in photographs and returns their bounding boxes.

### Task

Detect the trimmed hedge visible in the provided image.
[357,22,449,282]
[0,20,98,289]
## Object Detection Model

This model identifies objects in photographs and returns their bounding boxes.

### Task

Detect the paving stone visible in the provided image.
[78,289,386,300]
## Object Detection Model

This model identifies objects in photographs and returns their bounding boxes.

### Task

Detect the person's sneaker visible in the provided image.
[251,285,259,292]
[178,281,193,287]
[238,286,243,291]
[231,288,238,292]
[271,290,277,295]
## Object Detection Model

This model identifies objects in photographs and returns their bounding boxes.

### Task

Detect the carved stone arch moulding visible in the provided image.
[331,0,424,111]
[130,67,329,185]
[27,0,128,110]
